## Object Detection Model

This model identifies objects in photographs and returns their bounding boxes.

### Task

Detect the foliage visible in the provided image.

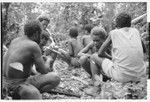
[41,59,147,99]
[2,2,147,46]
[1,2,148,100]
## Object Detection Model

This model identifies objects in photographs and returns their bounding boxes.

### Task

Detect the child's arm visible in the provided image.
[78,42,93,57]
[98,35,112,59]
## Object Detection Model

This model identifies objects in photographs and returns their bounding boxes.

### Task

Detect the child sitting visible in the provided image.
[78,26,110,78]
[81,24,93,47]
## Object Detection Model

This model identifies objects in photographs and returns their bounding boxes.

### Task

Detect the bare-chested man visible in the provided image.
[2,20,60,99]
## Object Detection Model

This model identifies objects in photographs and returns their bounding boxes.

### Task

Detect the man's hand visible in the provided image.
[84,54,91,58]
[45,56,53,72]
[50,42,56,48]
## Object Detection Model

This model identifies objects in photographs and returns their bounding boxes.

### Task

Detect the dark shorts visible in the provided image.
[2,72,60,99]
[2,77,26,99]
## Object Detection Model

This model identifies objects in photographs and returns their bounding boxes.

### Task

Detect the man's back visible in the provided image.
[110,28,146,77]
[3,37,39,79]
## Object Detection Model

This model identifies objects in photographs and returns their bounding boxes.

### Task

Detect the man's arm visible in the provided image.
[31,43,50,74]
[81,36,85,47]
[78,42,93,57]
[141,40,146,54]
[98,35,112,59]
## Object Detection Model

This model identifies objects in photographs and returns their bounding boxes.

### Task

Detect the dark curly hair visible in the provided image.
[69,27,78,38]
[41,30,49,41]
[115,12,131,28]
[84,24,93,33]
[91,26,107,40]
[24,20,42,37]
[37,15,50,23]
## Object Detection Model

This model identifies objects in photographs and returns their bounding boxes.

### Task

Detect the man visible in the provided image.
[91,12,146,84]
[2,20,60,99]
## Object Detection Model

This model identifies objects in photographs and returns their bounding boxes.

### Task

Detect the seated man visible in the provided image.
[90,12,146,85]
[2,20,60,99]
[78,26,110,78]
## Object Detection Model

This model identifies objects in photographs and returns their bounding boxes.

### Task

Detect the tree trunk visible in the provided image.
[2,3,10,42]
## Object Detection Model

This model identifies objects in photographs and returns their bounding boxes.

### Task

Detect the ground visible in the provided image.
[42,59,147,100]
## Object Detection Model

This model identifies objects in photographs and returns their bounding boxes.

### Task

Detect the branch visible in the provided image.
[131,13,147,25]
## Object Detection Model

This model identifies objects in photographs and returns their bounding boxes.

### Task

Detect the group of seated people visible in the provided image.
[2,12,147,99]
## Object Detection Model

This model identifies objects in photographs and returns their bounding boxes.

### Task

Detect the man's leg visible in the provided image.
[18,83,42,99]
[27,72,60,93]
[84,53,104,95]
[79,55,92,76]
[90,53,104,81]
[91,53,111,82]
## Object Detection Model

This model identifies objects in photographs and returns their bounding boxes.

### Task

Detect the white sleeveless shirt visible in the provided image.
[110,28,146,80]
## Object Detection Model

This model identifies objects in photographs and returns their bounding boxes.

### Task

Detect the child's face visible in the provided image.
[40,38,48,47]
[41,20,49,30]
[92,34,104,47]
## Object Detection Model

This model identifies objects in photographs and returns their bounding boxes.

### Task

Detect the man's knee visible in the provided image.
[79,55,89,65]
[46,72,60,86]
[90,53,98,61]
[19,84,42,99]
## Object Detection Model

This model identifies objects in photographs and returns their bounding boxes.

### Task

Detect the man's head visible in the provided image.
[115,12,131,28]
[24,20,42,44]
[91,26,107,47]
[69,27,78,38]
[37,15,50,30]
[84,24,93,34]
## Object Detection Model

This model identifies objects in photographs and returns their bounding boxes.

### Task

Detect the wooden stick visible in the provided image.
[131,13,147,25]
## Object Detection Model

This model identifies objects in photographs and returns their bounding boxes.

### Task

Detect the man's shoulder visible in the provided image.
[109,28,125,36]
[18,37,39,49]
[110,29,119,33]
[27,41,39,49]
[130,27,139,32]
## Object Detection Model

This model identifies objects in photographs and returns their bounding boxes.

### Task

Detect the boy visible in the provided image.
[78,26,110,78]
[61,27,83,67]
[91,12,146,84]
[81,24,93,47]
[2,20,60,99]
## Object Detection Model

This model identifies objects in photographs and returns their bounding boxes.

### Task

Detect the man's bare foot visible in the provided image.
[84,86,100,96]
